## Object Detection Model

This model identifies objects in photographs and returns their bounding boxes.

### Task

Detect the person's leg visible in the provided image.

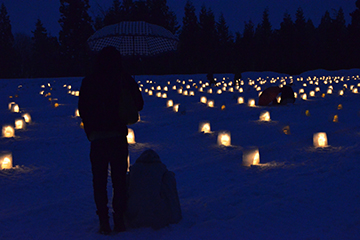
[90,139,111,234]
[109,137,128,232]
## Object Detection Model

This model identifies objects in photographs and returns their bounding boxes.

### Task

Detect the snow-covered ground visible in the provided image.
[1,69,360,240]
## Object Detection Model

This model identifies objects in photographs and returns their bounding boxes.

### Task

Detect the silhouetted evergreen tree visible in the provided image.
[349,0,360,68]
[198,5,217,73]
[238,20,255,72]
[178,1,200,73]
[0,3,15,78]
[13,33,32,78]
[59,0,94,76]
[276,12,295,73]
[103,0,123,26]
[216,12,233,72]
[147,0,179,33]
[332,8,348,69]
[293,7,309,74]
[32,19,60,77]
[254,7,273,71]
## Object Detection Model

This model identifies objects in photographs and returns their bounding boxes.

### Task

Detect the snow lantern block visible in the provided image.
[207,100,214,108]
[8,102,15,110]
[248,99,255,107]
[173,104,180,112]
[2,125,15,138]
[11,104,19,113]
[217,131,231,146]
[200,96,207,104]
[259,111,271,122]
[313,132,328,148]
[0,151,13,170]
[238,97,244,104]
[199,121,211,133]
[242,148,260,167]
[166,99,174,108]
[15,118,26,130]
[22,113,32,123]
[127,128,135,144]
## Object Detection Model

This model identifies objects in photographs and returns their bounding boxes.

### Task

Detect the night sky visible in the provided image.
[1,0,357,36]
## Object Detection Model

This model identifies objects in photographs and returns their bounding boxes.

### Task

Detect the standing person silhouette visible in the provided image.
[78,46,144,234]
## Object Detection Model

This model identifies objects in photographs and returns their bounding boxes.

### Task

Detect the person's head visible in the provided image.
[94,46,122,74]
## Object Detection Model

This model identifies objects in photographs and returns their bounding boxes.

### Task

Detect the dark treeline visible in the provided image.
[0,0,360,78]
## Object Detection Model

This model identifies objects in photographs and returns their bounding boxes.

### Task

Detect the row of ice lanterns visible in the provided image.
[2,102,32,138]
[1,102,32,170]
[202,122,327,167]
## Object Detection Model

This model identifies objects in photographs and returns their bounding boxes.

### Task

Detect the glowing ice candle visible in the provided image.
[2,125,15,138]
[166,99,173,108]
[313,132,328,148]
[199,121,211,133]
[127,128,135,144]
[242,148,260,167]
[238,97,244,104]
[248,99,255,107]
[259,111,271,122]
[74,109,80,117]
[15,118,26,130]
[217,131,231,146]
[8,102,15,110]
[173,104,180,112]
[22,113,32,123]
[207,100,214,108]
[11,104,19,113]
[200,96,207,104]
[0,151,13,169]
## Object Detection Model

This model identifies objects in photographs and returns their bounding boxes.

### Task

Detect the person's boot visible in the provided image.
[97,212,111,235]
[113,213,126,232]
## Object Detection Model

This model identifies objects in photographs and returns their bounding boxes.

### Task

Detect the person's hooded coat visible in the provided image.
[78,47,144,141]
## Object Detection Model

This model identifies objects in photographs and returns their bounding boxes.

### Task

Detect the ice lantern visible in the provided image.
[242,148,260,167]
[127,128,135,144]
[248,99,255,107]
[15,118,26,130]
[22,113,32,123]
[2,125,15,138]
[166,99,174,108]
[199,121,211,133]
[313,132,328,148]
[11,104,20,113]
[217,131,231,146]
[259,111,270,122]
[0,151,13,169]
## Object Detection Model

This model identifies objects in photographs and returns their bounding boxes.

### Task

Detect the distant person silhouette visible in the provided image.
[279,85,295,105]
[78,46,144,235]
[207,72,216,86]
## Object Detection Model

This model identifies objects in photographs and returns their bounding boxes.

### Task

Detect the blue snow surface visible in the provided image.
[1,69,360,240]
